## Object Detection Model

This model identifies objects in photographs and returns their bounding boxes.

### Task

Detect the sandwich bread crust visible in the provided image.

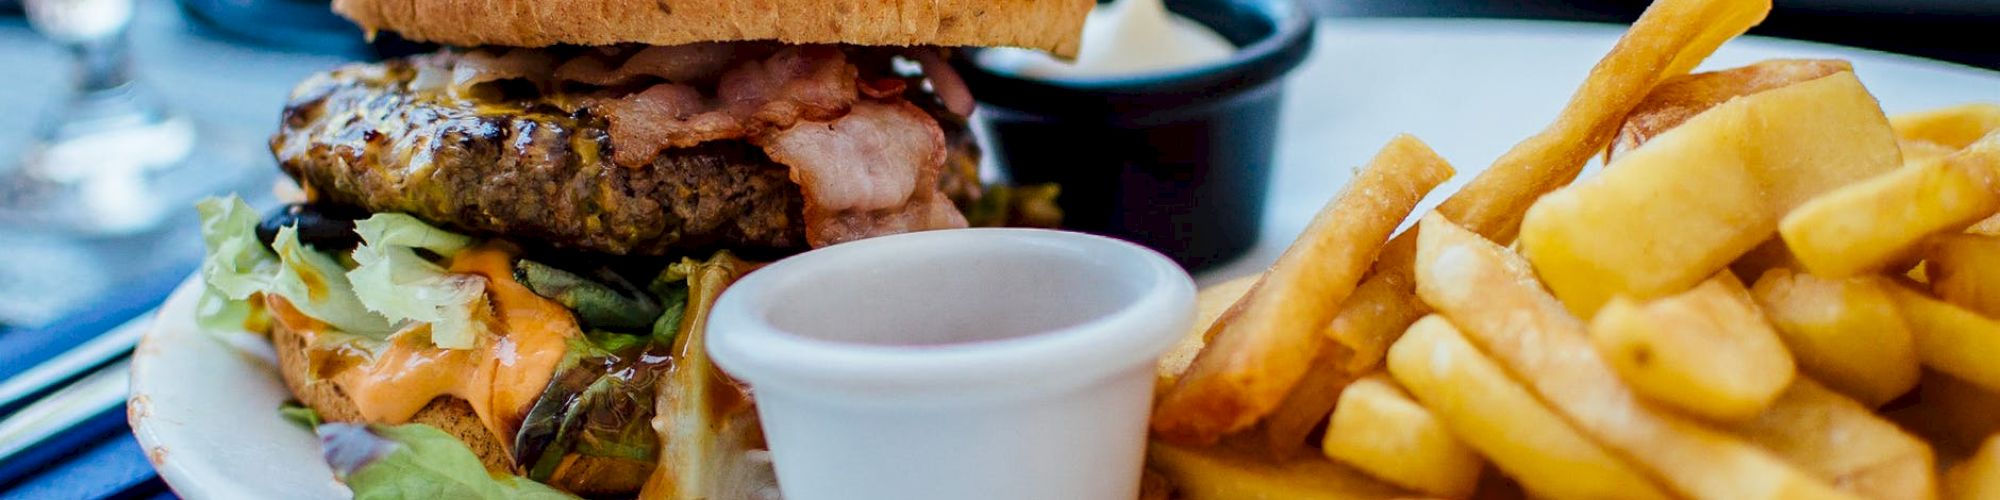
[333,0,1094,57]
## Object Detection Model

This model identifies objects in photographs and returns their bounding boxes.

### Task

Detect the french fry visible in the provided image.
[1885,371,2000,459]
[1147,440,1407,500]
[1925,234,2000,317]
[1725,378,1937,500]
[1588,272,1795,422]
[1158,275,1260,389]
[1315,0,1772,379]
[1256,349,1356,456]
[1151,135,1453,444]
[1890,102,2000,150]
[1608,59,1852,161]
[1521,72,1902,317]
[1731,238,1807,284]
[1780,133,2000,277]
[1886,283,2000,394]
[1437,0,1771,243]
[1749,269,1921,407]
[1325,247,1428,374]
[1970,214,2000,236]
[1413,213,1855,500]
[1320,373,1483,498]
[1902,138,1961,164]
[1947,435,2000,500]
[1389,315,1672,500]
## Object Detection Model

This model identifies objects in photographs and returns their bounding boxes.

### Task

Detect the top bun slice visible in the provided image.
[334,0,1095,57]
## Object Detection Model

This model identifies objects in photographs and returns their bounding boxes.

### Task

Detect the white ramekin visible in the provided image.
[706,228,1195,500]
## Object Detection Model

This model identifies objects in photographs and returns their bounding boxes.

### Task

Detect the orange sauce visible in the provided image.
[267,244,579,456]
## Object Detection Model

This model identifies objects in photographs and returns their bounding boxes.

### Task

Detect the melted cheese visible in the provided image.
[270,245,578,456]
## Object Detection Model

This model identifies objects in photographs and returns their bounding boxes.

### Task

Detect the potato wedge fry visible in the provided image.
[1780,133,2000,277]
[1750,269,1921,407]
[1948,435,2000,500]
[1152,134,1453,444]
[1389,315,1672,500]
[1725,378,1937,500]
[1522,72,1902,317]
[1926,234,2000,317]
[1321,373,1484,498]
[1147,440,1408,500]
[1890,103,2000,150]
[1438,0,1771,243]
[1414,213,1855,500]
[1886,283,2000,394]
[1589,272,1795,422]
[1609,59,1852,161]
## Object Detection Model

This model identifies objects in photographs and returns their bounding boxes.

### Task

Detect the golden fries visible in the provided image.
[1890,103,2000,150]
[1968,214,2000,236]
[1609,59,1852,160]
[1750,269,1920,407]
[1158,275,1260,389]
[1725,378,1937,500]
[1147,440,1405,500]
[1320,374,1483,498]
[1414,213,1853,500]
[1152,134,1453,444]
[1255,350,1355,456]
[1522,71,1903,317]
[1325,246,1427,374]
[1886,283,2000,394]
[1948,436,2000,500]
[1389,315,1671,500]
[1438,0,1771,243]
[1305,0,1773,383]
[1589,272,1795,422]
[1925,234,2000,317]
[1780,133,2000,277]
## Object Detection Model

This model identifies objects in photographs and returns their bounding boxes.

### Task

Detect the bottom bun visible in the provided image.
[270,321,648,495]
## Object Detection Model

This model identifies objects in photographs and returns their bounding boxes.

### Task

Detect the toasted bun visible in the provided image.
[271,322,647,495]
[332,0,1094,57]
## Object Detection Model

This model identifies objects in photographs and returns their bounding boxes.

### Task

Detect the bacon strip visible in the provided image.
[761,100,967,246]
[408,43,968,247]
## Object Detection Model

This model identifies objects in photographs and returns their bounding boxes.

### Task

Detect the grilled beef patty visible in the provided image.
[271,59,977,256]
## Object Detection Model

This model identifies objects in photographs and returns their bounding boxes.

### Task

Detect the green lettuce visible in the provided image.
[271,225,393,336]
[194,196,277,332]
[319,423,575,500]
[348,214,486,349]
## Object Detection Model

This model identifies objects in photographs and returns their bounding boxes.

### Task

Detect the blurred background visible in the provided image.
[0,0,1992,497]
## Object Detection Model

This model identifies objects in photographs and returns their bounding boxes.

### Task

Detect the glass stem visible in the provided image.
[70,34,134,95]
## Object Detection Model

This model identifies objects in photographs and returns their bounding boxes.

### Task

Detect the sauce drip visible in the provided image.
[269,244,579,455]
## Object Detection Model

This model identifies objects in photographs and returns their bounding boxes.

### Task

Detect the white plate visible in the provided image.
[130,18,2000,499]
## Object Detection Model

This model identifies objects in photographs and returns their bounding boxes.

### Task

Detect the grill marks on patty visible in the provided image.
[275,63,810,255]
[273,47,980,256]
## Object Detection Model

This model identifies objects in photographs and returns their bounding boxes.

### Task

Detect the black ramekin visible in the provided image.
[954,0,1315,271]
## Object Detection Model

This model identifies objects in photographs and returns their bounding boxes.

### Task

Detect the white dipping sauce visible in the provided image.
[979,0,1237,78]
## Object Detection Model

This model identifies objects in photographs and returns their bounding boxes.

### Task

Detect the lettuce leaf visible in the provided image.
[348,214,486,349]
[271,225,393,336]
[320,423,575,500]
[194,196,278,332]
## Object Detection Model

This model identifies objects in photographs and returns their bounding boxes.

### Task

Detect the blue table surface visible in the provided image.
[1,0,1995,498]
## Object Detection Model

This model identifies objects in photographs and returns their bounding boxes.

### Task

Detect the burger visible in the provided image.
[192,1,1088,497]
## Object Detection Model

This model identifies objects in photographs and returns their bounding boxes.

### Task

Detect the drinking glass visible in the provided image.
[3,0,256,235]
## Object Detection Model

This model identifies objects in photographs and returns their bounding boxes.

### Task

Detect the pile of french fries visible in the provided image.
[1145,0,2000,498]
